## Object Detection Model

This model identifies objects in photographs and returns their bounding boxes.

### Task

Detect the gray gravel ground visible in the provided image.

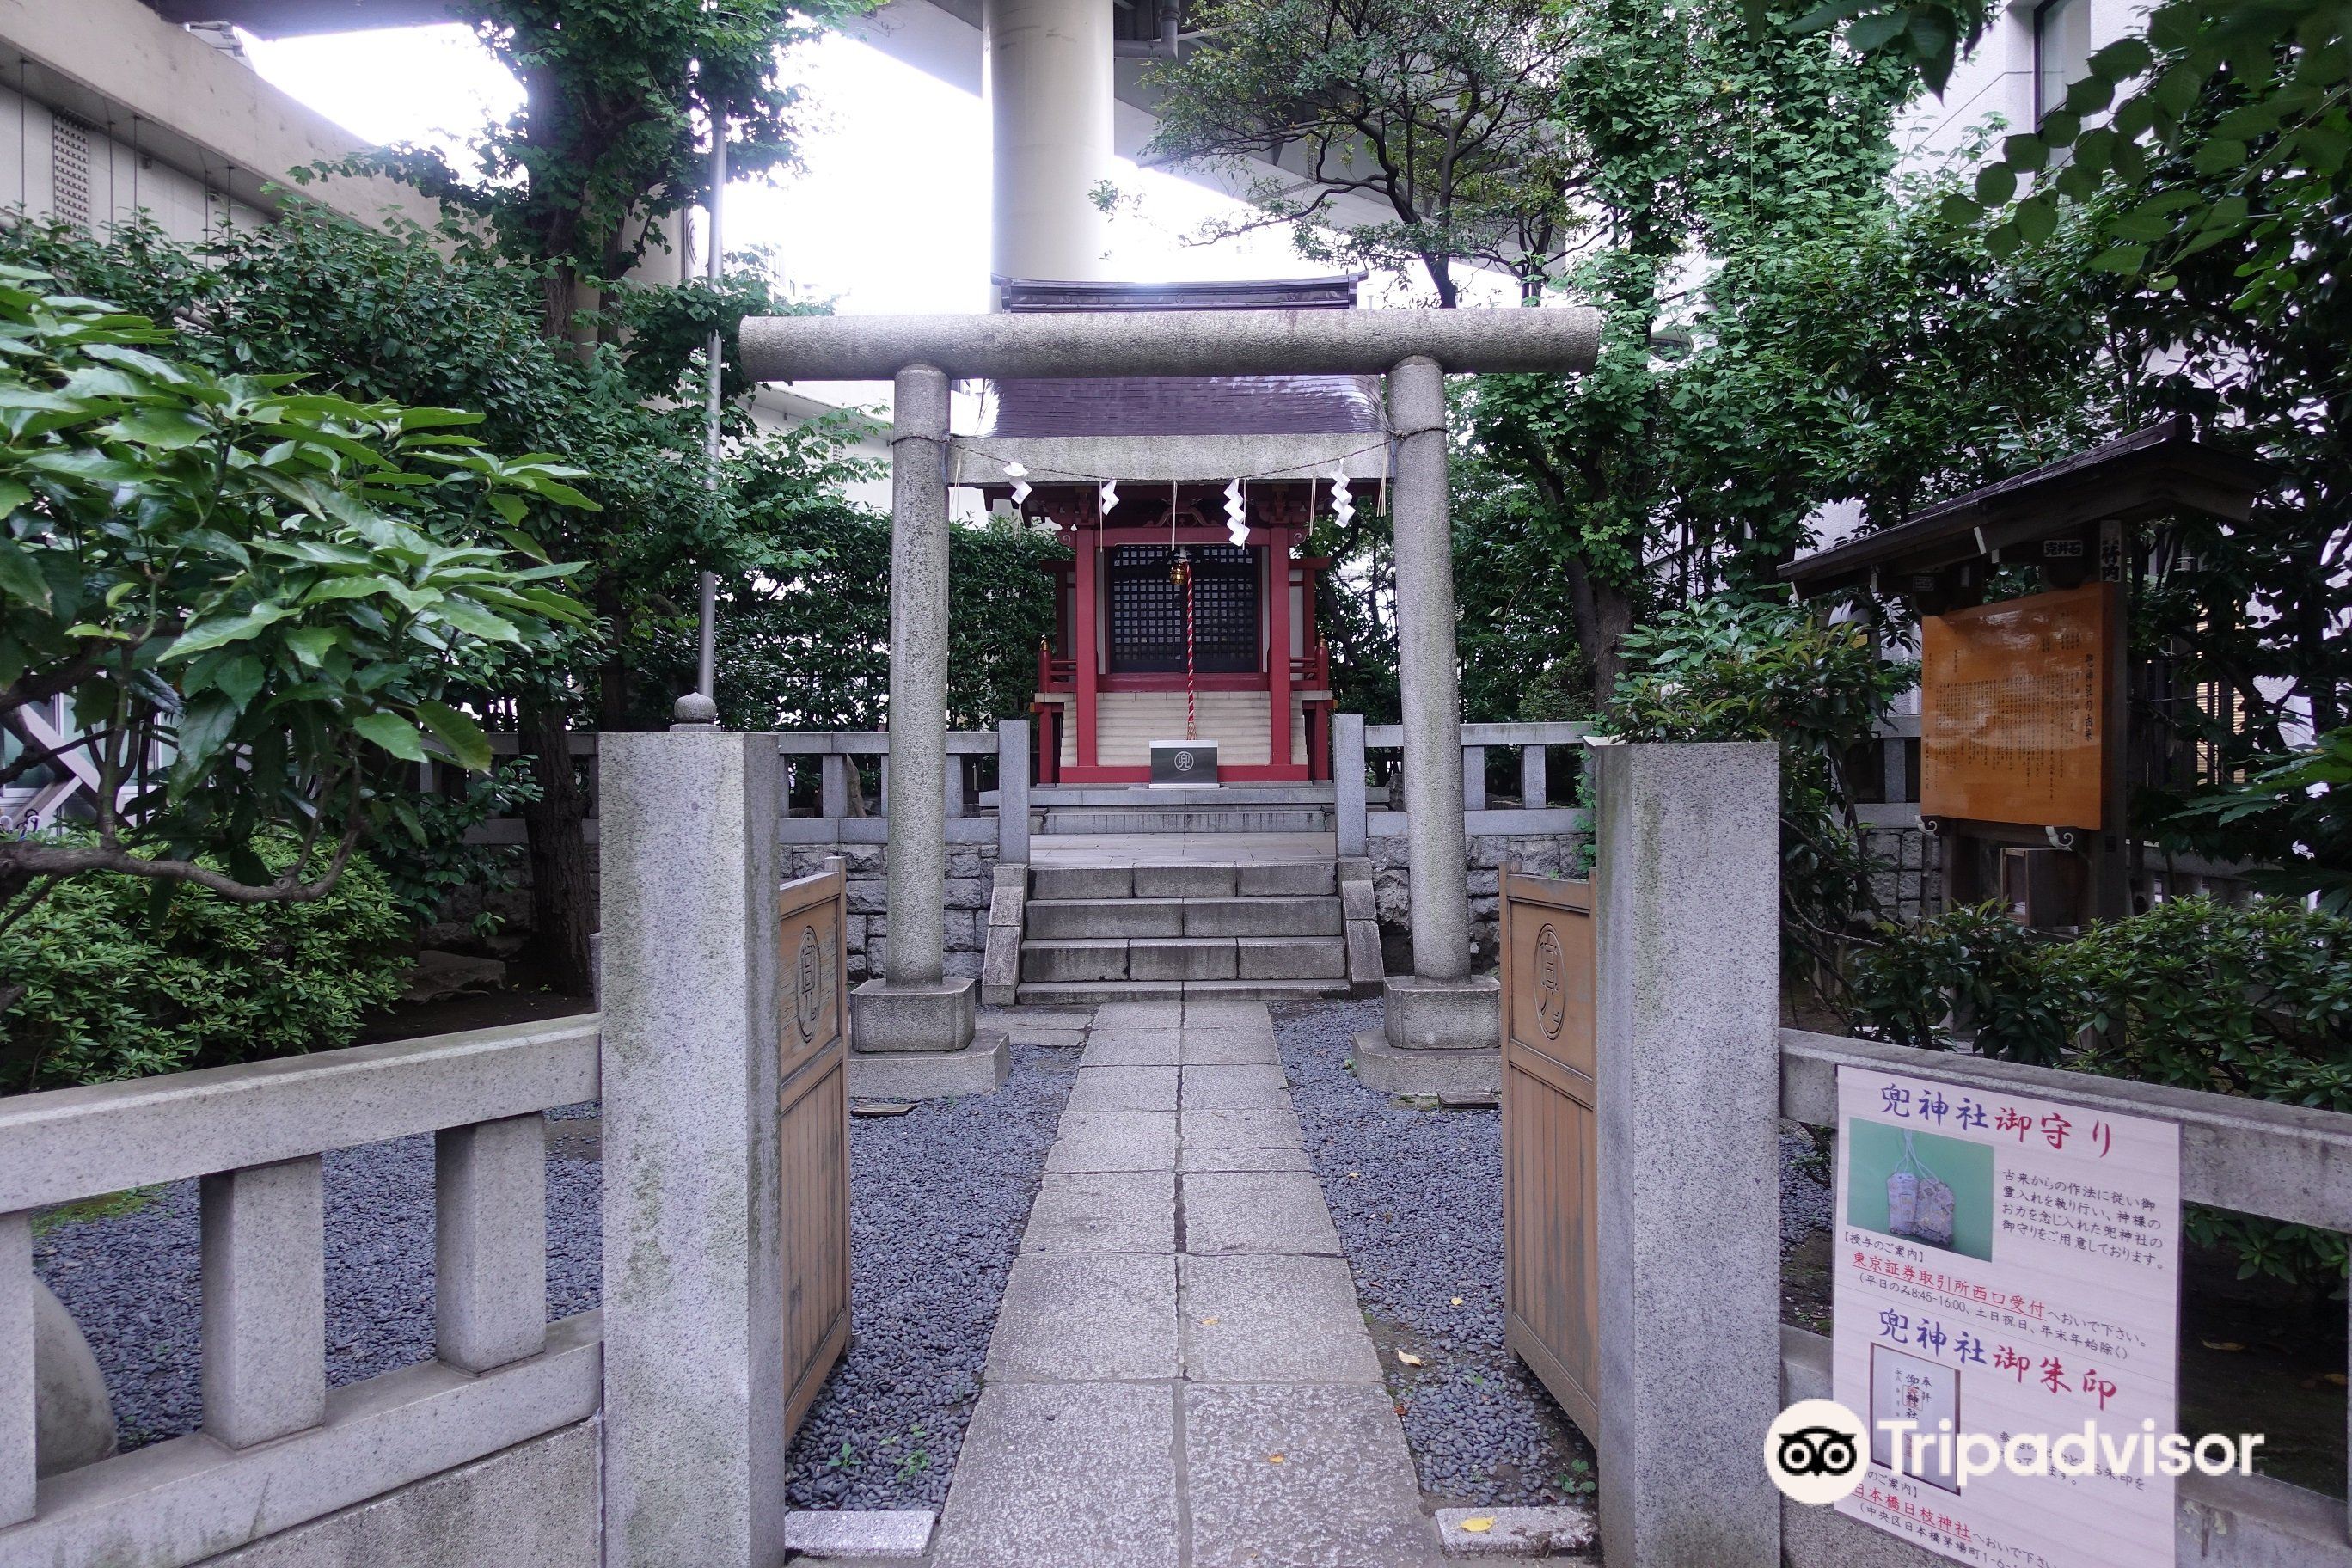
[1781,1123,1834,1245]
[781,1038,1076,1511]
[40,1032,1073,1516]
[1271,999,1594,1509]
[35,1106,603,1450]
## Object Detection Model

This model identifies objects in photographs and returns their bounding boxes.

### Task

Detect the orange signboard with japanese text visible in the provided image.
[1920,583,2112,831]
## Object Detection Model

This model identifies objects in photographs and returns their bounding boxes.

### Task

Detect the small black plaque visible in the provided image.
[1149,739,1219,786]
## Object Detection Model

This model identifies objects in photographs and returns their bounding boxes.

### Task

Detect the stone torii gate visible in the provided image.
[739,308,1601,1084]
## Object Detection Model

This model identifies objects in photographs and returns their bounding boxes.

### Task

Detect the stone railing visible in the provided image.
[1776,1029,2352,1568]
[476,721,1037,865]
[0,1019,603,1567]
[1333,717,1594,855]
[775,720,1032,863]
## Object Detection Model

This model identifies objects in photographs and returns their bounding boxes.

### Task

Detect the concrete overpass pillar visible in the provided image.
[983,0,1113,285]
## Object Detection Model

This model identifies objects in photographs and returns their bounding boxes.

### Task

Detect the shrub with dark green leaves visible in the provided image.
[1847,903,2076,1066]
[0,840,409,1093]
[1601,596,1914,987]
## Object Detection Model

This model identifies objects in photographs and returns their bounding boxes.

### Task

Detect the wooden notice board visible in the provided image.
[1920,582,2113,830]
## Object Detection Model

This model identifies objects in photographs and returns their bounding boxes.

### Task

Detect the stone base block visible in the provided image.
[1381,973,1500,1050]
[1435,1504,1595,1558]
[851,977,977,1053]
[981,923,1023,1007]
[1351,1031,1501,1097]
[783,1507,937,1560]
[848,1033,1010,1099]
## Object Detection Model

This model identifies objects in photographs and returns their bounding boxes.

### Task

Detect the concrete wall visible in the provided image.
[0,75,266,242]
[199,1420,600,1568]
[0,0,441,231]
[1894,0,2140,175]
[785,839,1001,983]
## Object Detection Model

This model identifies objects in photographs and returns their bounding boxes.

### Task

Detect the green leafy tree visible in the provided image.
[1600,597,1914,994]
[0,270,589,932]
[1822,1,2346,317]
[301,0,862,991]
[1464,0,1914,699]
[346,0,860,346]
[2166,728,2352,914]
[635,507,1066,734]
[1139,0,1583,303]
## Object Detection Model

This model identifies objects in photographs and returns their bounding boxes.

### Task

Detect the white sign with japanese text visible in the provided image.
[1832,1065,2182,1567]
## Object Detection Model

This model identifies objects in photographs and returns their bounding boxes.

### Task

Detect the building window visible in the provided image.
[2033,0,2092,126]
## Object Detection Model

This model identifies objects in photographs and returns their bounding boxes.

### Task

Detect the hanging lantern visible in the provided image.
[1328,468,1355,526]
[1004,460,1031,509]
[1223,477,1247,548]
[1170,543,1192,587]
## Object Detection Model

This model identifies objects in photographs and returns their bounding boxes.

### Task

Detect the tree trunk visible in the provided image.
[517,690,596,996]
[597,579,631,730]
[1564,554,1638,707]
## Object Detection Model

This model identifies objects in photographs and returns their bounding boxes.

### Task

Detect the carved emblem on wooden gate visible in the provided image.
[793,926,824,1043]
[1534,923,1566,1040]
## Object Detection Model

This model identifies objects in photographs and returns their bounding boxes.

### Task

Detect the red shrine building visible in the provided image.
[955,275,1387,786]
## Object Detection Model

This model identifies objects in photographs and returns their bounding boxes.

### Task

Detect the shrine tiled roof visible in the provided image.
[980,274,1384,440]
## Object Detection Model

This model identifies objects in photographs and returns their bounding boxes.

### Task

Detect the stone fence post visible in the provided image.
[1590,739,1781,1568]
[1333,713,1367,858]
[996,718,1030,865]
[597,730,788,1568]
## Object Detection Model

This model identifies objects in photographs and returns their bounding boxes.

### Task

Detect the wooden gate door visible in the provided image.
[1499,863,1601,1439]
[777,863,853,1442]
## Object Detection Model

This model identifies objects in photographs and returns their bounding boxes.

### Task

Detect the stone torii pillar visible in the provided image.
[739,308,1600,1091]
[836,364,1010,1100]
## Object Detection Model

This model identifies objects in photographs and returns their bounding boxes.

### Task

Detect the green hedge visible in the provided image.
[0,845,410,1093]
[1851,897,2352,1286]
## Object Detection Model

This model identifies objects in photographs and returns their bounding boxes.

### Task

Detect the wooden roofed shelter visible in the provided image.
[1783,417,2270,927]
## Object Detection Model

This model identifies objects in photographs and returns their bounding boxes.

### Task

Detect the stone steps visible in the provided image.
[1024,896,1343,940]
[1014,977,1344,1006]
[1020,935,1348,983]
[1014,859,1356,1005]
[1030,784,1336,836]
[1037,805,1333,835]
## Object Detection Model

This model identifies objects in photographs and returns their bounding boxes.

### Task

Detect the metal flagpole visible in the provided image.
[695,101,727,707]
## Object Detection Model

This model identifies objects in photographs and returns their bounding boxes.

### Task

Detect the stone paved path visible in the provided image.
[924,998,1448,1568]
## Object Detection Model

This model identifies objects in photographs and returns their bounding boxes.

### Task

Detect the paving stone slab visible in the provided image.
[1022,1171,1176,1254]
[1081,1032,1184,1067]
[1001,1022,1090,1050]
[928,1383,1180,1568]
[1179,1063,1292,1111]
[1178,1032,1282,1066]
[1068,1064,1179,1112]
[1179,1106,1304,1148]
[1176,1143,1315,1174]
[1434,1505,1597,1558]
[1178,1253,1382,1384]
[1181,998,1279,1029]
[985,1253,1178,1381]
[1094,1000,1184,1031]
[1045,1111,1177,1173]
[1181,1170,1342,1256]
[1184,1383,1442,1568]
